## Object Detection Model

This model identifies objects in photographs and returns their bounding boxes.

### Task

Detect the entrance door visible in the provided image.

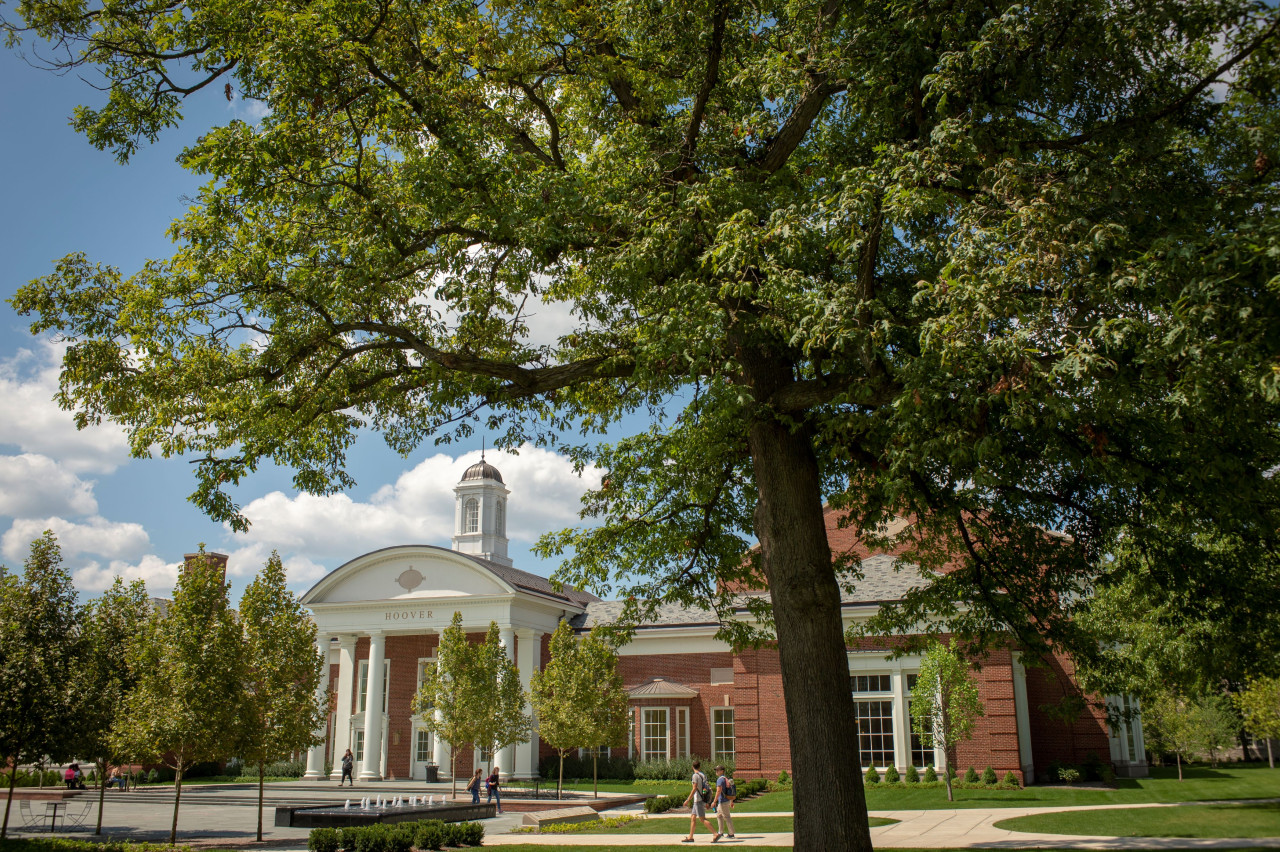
[411,726,434,780]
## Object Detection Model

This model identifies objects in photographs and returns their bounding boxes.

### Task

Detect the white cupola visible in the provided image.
[451,452,512,567]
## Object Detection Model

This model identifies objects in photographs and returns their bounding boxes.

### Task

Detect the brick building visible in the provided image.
[300,458,1147,784]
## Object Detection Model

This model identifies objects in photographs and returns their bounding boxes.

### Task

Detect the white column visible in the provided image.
[359,631,387,780]
[1011,652,1035,782]
[498,626,516,778]
[431,631,452,779]
[304,635,332,779]
[329,636,358,781]
[891,666,910,771]
[515,629,541,779]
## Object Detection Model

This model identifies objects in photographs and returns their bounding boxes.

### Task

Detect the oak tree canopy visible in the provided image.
[6,0,1280,845]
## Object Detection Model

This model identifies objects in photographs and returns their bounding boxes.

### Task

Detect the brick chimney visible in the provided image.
[183,551,229,585]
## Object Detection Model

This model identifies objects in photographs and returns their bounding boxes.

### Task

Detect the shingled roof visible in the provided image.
[461,553,600,607]
[569,552,929,630]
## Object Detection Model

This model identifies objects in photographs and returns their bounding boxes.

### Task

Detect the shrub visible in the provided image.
[1081,751,1106,782]
[735,779,767,798]
[645,795,683,814]
[883,765,900,783]
[412,820,445,851]
[981,765,997,785]
[904,764,920,783]
[777,769,790,786]
[922,766,937,783]
[1002,771,1019,787]
[1100,764,1116,785]
[263,759,306,778]
[309,827,340,852]
[146,769,158,784]
[963,766,979,784]
[863,766,880,784]
[1058,767,1081,784]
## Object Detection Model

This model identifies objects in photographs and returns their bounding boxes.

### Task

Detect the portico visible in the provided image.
[298,459,598,781]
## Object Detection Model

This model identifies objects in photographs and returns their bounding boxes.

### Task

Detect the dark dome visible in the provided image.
[461,459,504,484]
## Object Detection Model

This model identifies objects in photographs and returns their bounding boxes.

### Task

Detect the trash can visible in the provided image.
[424,763,439,783]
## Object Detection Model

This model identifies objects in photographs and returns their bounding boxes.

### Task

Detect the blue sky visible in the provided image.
[0,48,606,599]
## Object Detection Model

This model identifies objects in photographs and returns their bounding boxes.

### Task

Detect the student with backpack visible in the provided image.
[711,764,736,841]
[681,759,717,842]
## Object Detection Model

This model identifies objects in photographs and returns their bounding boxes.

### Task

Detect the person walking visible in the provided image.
[340,748,355,786]
[711,764,736,841]
[681,759,716,843]
[485,766,503,814]
[466,768,484,804]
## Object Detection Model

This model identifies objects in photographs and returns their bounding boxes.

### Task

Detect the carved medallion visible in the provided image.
[396,567,424,592]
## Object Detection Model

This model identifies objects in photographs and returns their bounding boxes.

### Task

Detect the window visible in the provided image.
[353,729,365,763]
[579,745,613,760]
[710,668,734,685]
[909,702,935,767]
[358,660,390,714]
[853,700,895,768]
[641,708,669,761]
[495,500,505,535]
[713,708,736,761]
[464,498,479,533]
[415,729,432,763]
[851,674,892,693]
[675,707,689,758]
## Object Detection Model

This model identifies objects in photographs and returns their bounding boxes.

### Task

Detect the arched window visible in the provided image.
[464,498,479,533]
[495,500,505,536]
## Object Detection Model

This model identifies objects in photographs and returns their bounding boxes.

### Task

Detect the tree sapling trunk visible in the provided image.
[257,760,265,842]
[169,762,185,845]
[95,759,107,834]
[2,758,18,840]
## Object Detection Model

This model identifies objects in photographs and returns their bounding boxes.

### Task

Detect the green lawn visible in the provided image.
[994,802,1280,838]
[576,815,897,834]
[516,763,1280,815]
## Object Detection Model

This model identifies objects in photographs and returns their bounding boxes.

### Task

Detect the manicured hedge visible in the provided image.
[643,777,767,813]
[308,819,483,852]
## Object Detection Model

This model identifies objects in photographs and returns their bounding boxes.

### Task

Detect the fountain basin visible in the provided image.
[274,801,495,828]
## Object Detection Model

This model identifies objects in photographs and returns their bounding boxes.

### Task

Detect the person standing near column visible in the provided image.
[340,749,355,786]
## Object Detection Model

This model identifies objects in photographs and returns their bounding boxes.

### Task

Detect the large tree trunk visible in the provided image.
[742,354,873,852]
[2,758,17,839]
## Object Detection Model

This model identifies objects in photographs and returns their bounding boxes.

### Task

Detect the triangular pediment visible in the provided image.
[301,545,515,605]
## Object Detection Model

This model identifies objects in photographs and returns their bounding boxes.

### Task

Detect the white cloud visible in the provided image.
[0,340,131,473]
[73,554,181,595]
[2,515,151,563]
[223,540,329,588]
[230,445,600,564]
[0,453,98,517]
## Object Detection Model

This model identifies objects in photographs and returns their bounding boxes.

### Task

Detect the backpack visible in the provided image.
[724,778,736,799]
[696,772,712,804]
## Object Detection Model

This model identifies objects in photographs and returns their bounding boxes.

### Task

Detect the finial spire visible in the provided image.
[481,437,486,461]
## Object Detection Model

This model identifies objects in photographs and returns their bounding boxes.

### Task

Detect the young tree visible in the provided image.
[0,533,83,839]
[530,622,629,798]
[412,612,480,797]
[1236,676,1280,768]
[10,2,1280,845]
[76,577,150,834]
[237,552,327,841]
[113,549,243,844]
[910,643,984,802]
[472,623,532,774]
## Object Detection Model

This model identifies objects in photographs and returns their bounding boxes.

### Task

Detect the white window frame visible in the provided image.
[464,498,479,533]
[641,708,669,762]
[495,500,505,535]
[712,707,735,761]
